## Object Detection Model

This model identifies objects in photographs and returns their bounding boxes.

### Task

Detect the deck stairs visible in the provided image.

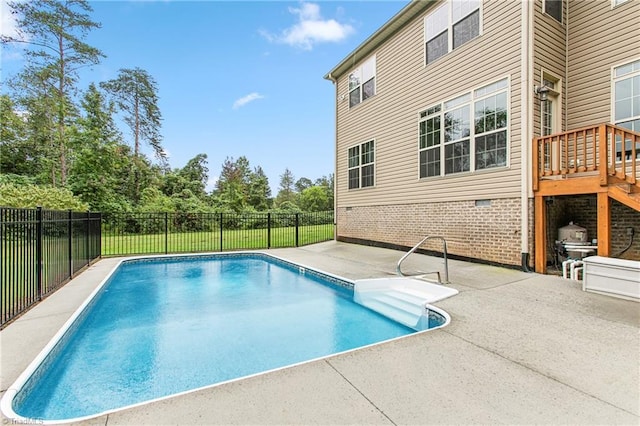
[608,181,640,212]
[353,277,458,331]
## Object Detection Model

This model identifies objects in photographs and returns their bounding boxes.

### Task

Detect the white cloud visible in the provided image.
[0,0,21,40]
[1,0,28,61]
[261,2,354,51]
[232,92,265,110]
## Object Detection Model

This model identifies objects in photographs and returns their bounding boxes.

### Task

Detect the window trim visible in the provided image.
[347,139,376,190]
[611,58,640,162]
[418,77,510,179]
[611,0,631,8]
[423,0,482,66]
[348,55,376,109]
[539,70,562,137]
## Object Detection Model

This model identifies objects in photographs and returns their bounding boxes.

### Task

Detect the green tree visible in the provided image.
[11,68,60,184]
[100,68,164,203]
[2,0,104,186]
[179,153,209,198]
[161,154,209,201]
[100,67,164,160]
[299,186,330,212]
[247,166,271,211]
[0,95,31,176]
[100,68,166,161]
[214,156,253,212]
[138,187,173,212]
[275,168,296,207]
[0,182,88,210]
[295,177,313,193]
[67,83,129,211]
[315,173,334,209]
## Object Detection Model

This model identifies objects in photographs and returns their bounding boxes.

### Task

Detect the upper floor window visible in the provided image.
[612,0,630,6]
[348,140,375,189]
[419,78,508,178]
[613,59,640,160]
[425,0,481,65]
[544,0,563,23]
[348,56,376,108]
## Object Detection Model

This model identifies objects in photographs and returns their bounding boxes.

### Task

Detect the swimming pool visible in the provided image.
[2,252,449,423]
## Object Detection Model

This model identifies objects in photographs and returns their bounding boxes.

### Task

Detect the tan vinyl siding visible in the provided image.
[533,0,567,137]
[335,0,523,208]
[567,0,640,129]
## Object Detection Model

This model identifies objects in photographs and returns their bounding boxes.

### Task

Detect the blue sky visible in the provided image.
[1,0,408,193]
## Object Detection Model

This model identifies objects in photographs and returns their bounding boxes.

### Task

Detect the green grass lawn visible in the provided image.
[101,223,334,256]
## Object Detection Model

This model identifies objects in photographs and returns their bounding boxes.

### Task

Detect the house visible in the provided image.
[324,0,640,273]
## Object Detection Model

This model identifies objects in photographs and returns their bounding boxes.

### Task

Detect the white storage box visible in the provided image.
[582,256,640,301]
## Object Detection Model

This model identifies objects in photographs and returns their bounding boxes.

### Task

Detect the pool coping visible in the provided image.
[2,250,452,425]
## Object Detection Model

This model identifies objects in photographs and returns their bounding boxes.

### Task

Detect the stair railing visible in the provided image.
[396,236,449,284]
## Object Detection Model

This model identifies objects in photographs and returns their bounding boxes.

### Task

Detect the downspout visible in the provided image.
[565,0,569,127]
[519,0,534,272]
[327,72,339,241]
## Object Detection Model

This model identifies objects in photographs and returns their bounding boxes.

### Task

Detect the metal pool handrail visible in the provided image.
[396,236,449,284]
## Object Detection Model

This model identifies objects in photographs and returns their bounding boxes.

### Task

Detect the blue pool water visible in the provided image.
[10,253,430,421]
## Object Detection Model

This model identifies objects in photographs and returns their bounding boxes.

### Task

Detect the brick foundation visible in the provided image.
[337,198,527,267]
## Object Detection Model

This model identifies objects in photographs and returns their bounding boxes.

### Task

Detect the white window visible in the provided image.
[539,73,562,170]
[612,0,630,6]
[425,0,481,65]
[348,56,376,108]
[348,140,375,189]
[419,105,442,178]
[419,78,509,178]
[539,73,561,136]
[613,59,640,160]
[543,0,563,23]
[444,94,471,173]
[474,80,508,170]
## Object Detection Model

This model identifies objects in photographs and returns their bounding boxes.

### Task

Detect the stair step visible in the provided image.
[615,183,631,194]
[372,293,425,314]
[353,277,459,330]
[383,289,427,304]
[359,298,423,328]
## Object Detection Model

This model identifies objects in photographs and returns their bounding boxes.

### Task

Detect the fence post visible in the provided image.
[267,213,271,249]
[85,211,90,267]
[219,212,223,251]
[36,207,43,301]
[295,213,299,247]
[165,212,169,254]
[98,212,103,259]
[68,209,73,279]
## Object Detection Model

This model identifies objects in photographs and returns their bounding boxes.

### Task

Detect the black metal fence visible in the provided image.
[102,211,334,256]
[2,209,334,327]
[1,207,102,328]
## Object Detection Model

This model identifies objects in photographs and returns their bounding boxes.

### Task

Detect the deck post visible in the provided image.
[597,192,611,257]
[534,195,547,273]
[532,136,540,191]
[598,125,608,186]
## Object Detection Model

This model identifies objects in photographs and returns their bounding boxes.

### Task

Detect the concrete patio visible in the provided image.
[1,241,638,425]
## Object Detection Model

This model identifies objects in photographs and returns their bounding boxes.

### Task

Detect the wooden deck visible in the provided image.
[533,124,640,273]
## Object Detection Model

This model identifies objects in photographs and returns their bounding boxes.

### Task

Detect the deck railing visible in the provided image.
[533,123,639,191]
